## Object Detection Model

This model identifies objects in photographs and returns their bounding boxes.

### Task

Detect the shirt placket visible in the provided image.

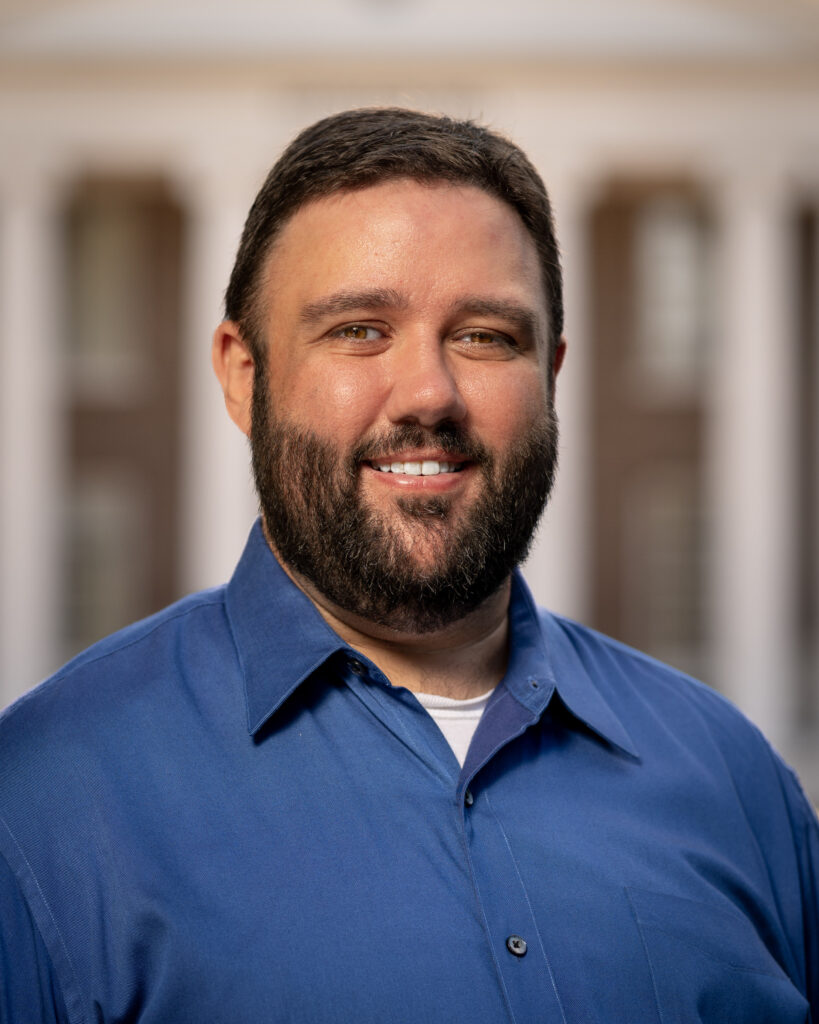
[457,691,568,1024]
[345,651,567,1023]
[458,780,567,1023]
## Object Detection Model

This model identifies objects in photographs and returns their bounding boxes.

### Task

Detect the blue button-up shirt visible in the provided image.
[1,521,817,1022]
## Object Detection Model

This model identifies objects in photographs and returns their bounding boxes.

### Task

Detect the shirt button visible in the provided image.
[348,658,366,676]
[506,935,527,957]
[464,789,474,807]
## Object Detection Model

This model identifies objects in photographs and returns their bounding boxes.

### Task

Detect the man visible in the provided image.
[0,108,816,1022]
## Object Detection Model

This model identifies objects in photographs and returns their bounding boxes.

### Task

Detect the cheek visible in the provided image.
[277,362,385,437]
[463,369,550,444]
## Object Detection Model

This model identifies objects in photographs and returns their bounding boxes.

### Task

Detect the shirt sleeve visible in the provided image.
[774,757,819,1012]
[791,778,819,1012]
[0,851,70,1024]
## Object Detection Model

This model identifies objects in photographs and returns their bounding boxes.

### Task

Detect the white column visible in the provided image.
[0,173,66,707]
[811,203,819,725]
[708,172,798,748]
[523,170,596,623]
[174,163,260,595]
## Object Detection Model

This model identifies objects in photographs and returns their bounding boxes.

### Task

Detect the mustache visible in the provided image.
[351,422,491,466]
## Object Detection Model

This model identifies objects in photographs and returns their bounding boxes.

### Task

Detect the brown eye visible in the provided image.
[461,330,509,346]
[338,325,380,341]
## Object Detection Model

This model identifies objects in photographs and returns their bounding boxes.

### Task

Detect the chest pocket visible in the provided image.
[627,887,809,1024]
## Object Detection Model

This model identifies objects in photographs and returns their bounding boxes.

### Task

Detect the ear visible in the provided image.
[552,337,567,380]
[212,321,256,437]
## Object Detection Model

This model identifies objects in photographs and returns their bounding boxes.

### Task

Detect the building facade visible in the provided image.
[1,0,818,795]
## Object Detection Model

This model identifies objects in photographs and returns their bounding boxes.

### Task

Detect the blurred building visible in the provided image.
[1,0,818,794]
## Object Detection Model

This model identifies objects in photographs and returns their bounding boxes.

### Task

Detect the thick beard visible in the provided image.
[250,367,558,633]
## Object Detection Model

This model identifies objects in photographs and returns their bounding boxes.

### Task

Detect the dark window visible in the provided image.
[589,181,711,680]
[62,177,184,657]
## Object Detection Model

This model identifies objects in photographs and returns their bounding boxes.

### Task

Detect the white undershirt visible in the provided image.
[414,688,495,767]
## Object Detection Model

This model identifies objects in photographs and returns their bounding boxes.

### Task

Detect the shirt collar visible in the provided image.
[503,572,640,758]
[226,519,639,758]
[225,520,349,734]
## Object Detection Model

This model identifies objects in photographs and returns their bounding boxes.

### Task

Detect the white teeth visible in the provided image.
[374,460,459,476]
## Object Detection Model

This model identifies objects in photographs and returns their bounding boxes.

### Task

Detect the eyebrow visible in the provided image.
[448,297,544,342]
[298,289,408,326]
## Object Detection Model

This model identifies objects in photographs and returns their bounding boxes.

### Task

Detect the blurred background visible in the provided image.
[1,0,817,796]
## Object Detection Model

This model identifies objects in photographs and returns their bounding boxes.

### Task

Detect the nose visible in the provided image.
[383,338,468,428]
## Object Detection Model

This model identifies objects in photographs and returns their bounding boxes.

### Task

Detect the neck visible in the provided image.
[269,538,511,699]
[313,583,511,700]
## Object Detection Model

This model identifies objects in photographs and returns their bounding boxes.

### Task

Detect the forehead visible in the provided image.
[260,179,548,324]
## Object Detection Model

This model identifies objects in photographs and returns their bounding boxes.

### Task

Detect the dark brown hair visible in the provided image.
[225,107,563,367]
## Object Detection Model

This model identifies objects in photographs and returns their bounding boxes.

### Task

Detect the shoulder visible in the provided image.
[540,610,819,904]
[0,586,232,773]
[51,585,228,682]
[0,585,241,931]
[537,609,798,798]
[540,609,817,839]
[542,609,754,734]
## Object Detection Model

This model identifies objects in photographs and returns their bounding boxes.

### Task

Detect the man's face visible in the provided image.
[250,179,559,632]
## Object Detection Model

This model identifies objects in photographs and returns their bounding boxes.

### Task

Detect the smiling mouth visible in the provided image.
[368,460,467,476]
